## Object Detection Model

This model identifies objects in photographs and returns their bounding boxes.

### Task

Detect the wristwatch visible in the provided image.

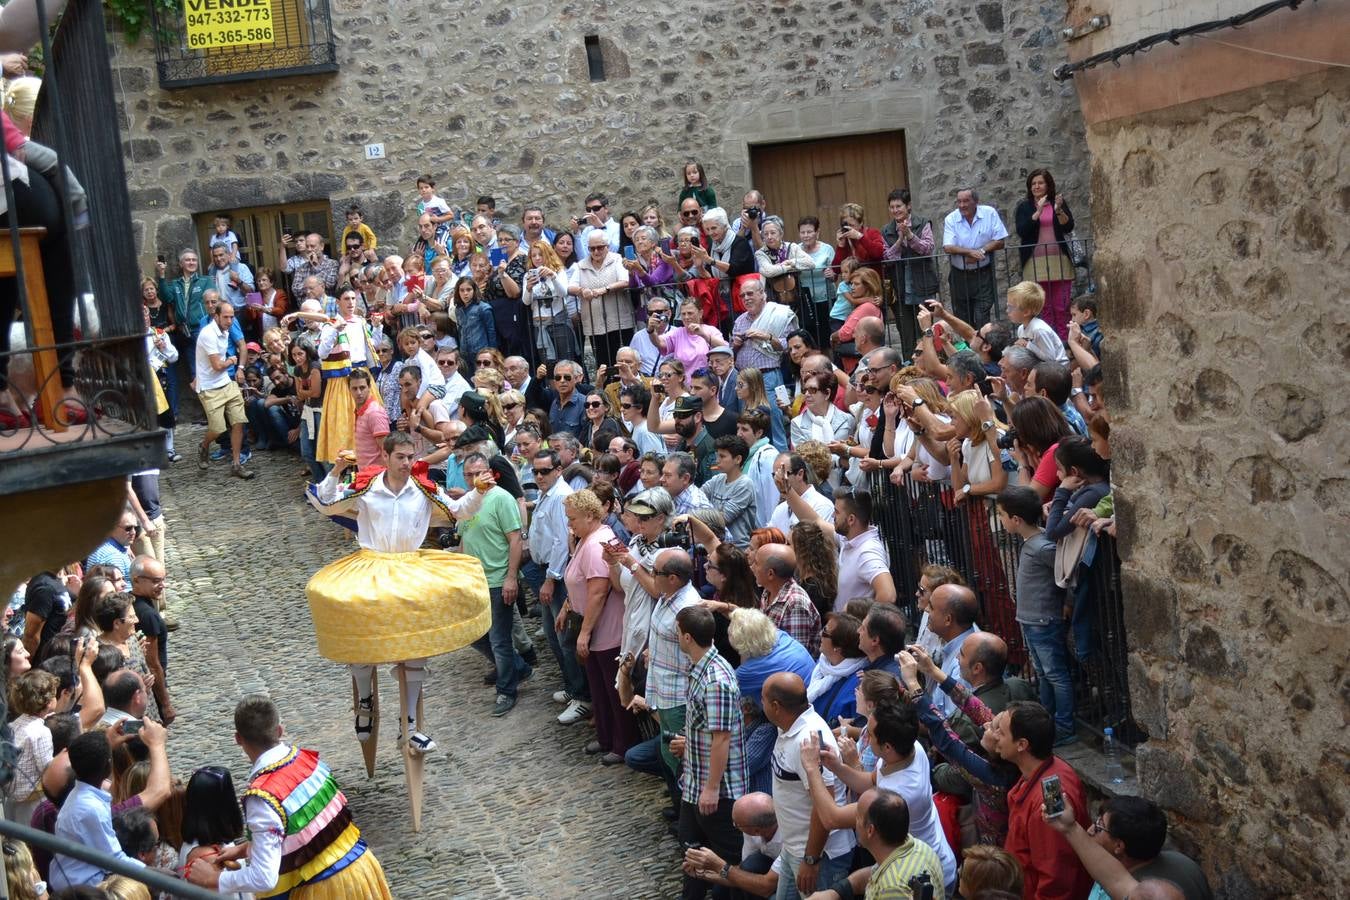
[911,397,925,408]
[922,328,935,338]
[802,853,823,866]
[961,484,972,496]
[1070,387,1084,397]
[981,420,996,431]
[720,862,732,880]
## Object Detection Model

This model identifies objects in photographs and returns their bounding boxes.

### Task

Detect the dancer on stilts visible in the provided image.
[306,429,493,827]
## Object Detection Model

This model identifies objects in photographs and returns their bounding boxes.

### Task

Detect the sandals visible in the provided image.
[355,696,373,743]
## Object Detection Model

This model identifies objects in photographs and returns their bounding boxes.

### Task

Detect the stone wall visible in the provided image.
[1090,67,1349,898]
[110,0,1089,264]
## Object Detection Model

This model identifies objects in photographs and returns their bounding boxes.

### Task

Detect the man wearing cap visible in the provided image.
[706,345,740,415]
[672,395,716,486]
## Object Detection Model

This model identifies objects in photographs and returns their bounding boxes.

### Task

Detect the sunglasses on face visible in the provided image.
[864,386,880,395]
[586,401,604,409]
[533,466,555,475]
[477,359,494,367]
[586,205,604,213]
[554,374,573,382]
[503,402,520,410]
[589,245,607,252]
[673,412,694,420]
[680,210,700,217]
[620,402,636,410]
[437,360,456,367]
[419,333,434,339]
[803,386,824,395]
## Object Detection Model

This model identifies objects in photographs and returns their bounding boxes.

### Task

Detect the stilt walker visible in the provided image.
[306,431,493,829]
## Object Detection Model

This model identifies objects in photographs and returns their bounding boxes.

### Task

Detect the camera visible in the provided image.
[907,872,934,900]
[996,428,1018,451]
[435,525,459,549]
[654,521,692,550]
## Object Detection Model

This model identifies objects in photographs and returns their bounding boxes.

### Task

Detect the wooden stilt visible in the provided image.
[352,673,379,778]
[395,665,425,832]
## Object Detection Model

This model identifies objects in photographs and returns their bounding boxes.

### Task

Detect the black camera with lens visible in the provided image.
[655,520,693,550]
[435,525,459,549]
[907,872,934,900]
[996,427,1018,451]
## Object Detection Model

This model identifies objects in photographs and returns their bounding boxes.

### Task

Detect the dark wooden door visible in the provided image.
[749,131,909,235]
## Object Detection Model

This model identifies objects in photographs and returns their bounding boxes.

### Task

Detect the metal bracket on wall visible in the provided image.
[1062,14,1110,42]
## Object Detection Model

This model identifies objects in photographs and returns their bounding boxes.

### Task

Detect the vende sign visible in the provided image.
[183,0,275,50]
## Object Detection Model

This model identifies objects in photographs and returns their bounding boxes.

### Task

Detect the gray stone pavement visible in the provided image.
[159,425,684,898]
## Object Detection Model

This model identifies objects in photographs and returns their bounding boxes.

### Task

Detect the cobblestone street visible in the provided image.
[159,426,683,899]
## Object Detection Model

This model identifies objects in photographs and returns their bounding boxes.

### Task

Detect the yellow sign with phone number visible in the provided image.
[183,0,274,50]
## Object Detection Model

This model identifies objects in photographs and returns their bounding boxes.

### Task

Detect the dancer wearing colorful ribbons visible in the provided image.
[306,429,493,828]
[314,287,376,464]
[186,696,393,898]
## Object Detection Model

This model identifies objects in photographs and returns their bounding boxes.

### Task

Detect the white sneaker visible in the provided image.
[557,699,592,725]
[552,690,572,705]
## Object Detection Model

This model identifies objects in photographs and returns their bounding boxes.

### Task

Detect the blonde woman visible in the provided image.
[945,389,1006,501]
[885,376,954,484]
[639,202,672,242]
[521,239,576,361]
[501,388,526,450]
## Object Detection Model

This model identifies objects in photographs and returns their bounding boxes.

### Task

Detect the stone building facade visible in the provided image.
[1066,0,1349,896]
[112,0,1090,265]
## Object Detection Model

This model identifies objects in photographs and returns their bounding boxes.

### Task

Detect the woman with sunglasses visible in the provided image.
[790,372,855,451]
[373,338,404,413]
[733,366,787,453]
[500,389,526,450]
[570,234,633,368]
[646,359,689,451]
[578,391,624,454]
[835,376,884,488]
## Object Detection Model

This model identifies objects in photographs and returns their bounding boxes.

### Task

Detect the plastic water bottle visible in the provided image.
[1103,727,1125,784]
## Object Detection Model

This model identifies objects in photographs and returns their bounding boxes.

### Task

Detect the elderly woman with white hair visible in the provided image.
[690,207,756,324]
[728,607,816,793]
[753,216,816,304]
[570,229,633,367]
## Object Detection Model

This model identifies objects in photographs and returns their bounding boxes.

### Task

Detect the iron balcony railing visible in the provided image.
[148,0,338,89]
[865,469,1142,745]
[0,0,164,496]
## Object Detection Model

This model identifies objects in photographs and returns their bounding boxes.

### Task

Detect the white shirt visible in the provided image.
[743,828,785,872]
[194,320,231,390]
[529,478,573,579]
[443,370,472,407]
[317,316,371,364]
[405,348,445,398]
[629,420,666,456]
[769,485,834,534]
[744,441,780,530]
[579,217,621,253]
[943,205,1009,269]
[772,708,856,861]
[1018,317,1069,365]
[215,743,290,894]
[315,470,483,552]
[835,526,889,611]
[875,749,957,891]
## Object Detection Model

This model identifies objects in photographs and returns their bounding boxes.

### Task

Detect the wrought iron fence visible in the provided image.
[865,469,1141,745]
[0,0,164,496]
[495,238,1095,383]
[149,0,339,88]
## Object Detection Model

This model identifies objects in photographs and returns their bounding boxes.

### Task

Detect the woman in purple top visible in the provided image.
[654,298,727,380]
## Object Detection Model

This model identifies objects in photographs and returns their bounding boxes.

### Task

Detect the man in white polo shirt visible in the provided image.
[768,452,833,535]
[762,671,855,897]
[790,490,896,612]
[194,303,254,479]
[941,187,1009,329]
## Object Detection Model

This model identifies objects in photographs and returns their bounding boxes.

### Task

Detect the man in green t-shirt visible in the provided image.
[458,452,531,716]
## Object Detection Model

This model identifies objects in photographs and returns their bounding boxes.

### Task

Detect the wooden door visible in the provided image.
[750,131,909,236]
[195,201,333,273]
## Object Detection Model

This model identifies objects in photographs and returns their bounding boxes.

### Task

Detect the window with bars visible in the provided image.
[149,0,338,88]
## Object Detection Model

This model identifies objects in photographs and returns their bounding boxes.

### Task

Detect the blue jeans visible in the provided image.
[473,586,531,699]
[1070,563,1097,663]
[761,368,788,452]
[521,560,587,700]
[774,847,852,900]
[624,734,680,809]
[1023,621,1074,735]
[298,410,327,482]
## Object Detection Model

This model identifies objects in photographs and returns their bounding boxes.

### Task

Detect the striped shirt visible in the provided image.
[866,837,946,900]
[763,580,822,658]
[682,646,748,803]
[645,583,700,710]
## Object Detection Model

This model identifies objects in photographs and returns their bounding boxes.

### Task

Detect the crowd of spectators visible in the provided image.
[0,163,1209,899]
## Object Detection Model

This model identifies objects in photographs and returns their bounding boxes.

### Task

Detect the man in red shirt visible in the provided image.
[349,369,390,468]
[990,701,1092,900]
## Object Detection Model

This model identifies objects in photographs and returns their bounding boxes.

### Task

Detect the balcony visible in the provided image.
[149,0,338,89]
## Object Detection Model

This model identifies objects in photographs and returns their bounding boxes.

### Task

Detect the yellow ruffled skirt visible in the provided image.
[291,847,392,899]
[315,374,355,465]
[305,548,491,664]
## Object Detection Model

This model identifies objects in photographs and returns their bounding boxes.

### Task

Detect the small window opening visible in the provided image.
[584,35,606,82]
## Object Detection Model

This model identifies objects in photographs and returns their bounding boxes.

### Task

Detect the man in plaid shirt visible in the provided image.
[751,543,823,658]
[672,605,747,900]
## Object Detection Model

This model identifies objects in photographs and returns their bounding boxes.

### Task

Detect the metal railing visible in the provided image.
[492,238,1095,384]
[149,0,339,88]
[865,469,1142,745]
[0,0,164,495]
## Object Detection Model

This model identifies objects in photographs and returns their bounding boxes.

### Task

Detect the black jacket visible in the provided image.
[1014,197,1075,268]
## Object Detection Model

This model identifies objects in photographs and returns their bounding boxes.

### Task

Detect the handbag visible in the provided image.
[767,243,800,303]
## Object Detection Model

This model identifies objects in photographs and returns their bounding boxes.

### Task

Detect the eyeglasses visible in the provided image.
[119,523,139,533]
[620,402,636,410]
[586,205,604,213]
[554,374,573,382]
[822,630,836,641]
[1088,816,1108,836]
[503,402,520,410]
[585,401,604,409]
[863,386,880,395]
[134,575,166,584]
[419,332,434,339]
[588,245,608,252]
[533,466,555,476]
[680,209,700,217]
[437,359,456,367]
[477,359,494,367]
[802,386,824,395]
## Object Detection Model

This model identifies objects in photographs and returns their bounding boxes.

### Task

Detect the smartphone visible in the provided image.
[1041,774,1065,817]
[623,245,637,261]
[839,219,850,232]
[774,384,790,405]
[123,718,145,737]
[979,379,994,397]
[156,254,165,264]
[489,247,507,267]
